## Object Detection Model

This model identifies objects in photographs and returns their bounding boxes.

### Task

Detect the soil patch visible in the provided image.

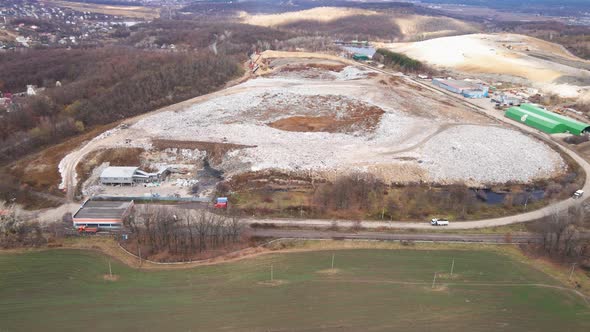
[268,104,385,133]
[316,268,342,275]
[427,285,449,292]
[436,273,461,280]
[103,274,119,281]
[257,279,289,287]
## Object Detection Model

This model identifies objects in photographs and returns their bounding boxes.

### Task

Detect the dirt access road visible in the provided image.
[57,51,590,229]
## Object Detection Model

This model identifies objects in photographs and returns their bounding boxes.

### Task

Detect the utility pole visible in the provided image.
[271,264,274,282]
[431,272,437,289]
[569,263,577,280]
[450,258,455,277]
[108,260,112,277]
[331,253,335,270]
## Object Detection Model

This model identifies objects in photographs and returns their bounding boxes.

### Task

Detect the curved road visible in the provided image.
[58,52,590,229]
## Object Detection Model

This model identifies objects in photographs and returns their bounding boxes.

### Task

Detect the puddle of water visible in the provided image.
[474,189,545,205]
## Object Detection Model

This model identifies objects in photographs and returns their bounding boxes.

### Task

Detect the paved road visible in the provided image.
[250,228,541,244]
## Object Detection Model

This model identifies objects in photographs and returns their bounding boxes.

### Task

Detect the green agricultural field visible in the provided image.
[0,249,589,331]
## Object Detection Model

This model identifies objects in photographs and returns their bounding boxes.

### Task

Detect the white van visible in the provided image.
[431,218,449,226]
[573,190,584,199]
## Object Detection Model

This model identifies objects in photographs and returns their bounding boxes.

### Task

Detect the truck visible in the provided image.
[573,190,584,199]
[430,218,449,226]
[214,197,228,209]
[76,226,98,234]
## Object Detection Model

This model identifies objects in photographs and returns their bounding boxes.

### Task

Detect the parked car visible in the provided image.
[430,218,449,226]
[573,190,584,199]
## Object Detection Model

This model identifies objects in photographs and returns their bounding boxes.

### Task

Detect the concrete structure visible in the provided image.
[432,78,489,98]
[505,104,590,135]
[72,200,134,230]
[99,166,170,185]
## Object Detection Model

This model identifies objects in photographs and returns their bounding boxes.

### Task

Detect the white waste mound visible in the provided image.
[129,73,565,185]
[418,125,565,184]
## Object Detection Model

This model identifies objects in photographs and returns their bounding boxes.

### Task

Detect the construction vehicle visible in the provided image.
[249,51,262,73]
[77,226,98,234]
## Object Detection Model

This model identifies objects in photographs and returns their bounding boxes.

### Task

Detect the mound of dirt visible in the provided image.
[103,274,119,281]
[257,279,288,286]
[316,268,342,275]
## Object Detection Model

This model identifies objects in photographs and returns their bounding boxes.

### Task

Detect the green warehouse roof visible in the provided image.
[505,104,590,135]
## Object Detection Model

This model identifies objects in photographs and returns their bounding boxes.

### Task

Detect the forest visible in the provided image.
[0,47,243,164]
[373,48,431,73]
[123,205,246,262]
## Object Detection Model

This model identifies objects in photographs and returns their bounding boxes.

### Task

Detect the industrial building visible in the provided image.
[432,78,489,98]
[352,53,371,61]
[505,104,590,135]
[99,166,169,185]
[72,200,134,230]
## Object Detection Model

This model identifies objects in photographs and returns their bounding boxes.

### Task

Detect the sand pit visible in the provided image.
[380,33,590,97]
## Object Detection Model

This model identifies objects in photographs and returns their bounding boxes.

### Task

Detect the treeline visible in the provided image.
[0,203,46,248]
[311,174,481,220]
[126,20,337,54]
[373,48,431,74]
[230,171,579,221]
[0,47,243,163]
[528,207,590,264]
[281,15,403,41]
[123,206,245,262]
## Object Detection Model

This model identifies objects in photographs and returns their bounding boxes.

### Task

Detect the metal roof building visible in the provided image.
[505,104,590,135]
[100,167,139,185]
[99,166,170,185]
[432,78,489,98]
[72,200,134,230]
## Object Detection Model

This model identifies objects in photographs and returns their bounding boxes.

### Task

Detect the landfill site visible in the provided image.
[56,51,573,201]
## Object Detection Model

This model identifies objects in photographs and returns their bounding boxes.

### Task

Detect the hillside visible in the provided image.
[239,7,479,41]
[380,33,590,97]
